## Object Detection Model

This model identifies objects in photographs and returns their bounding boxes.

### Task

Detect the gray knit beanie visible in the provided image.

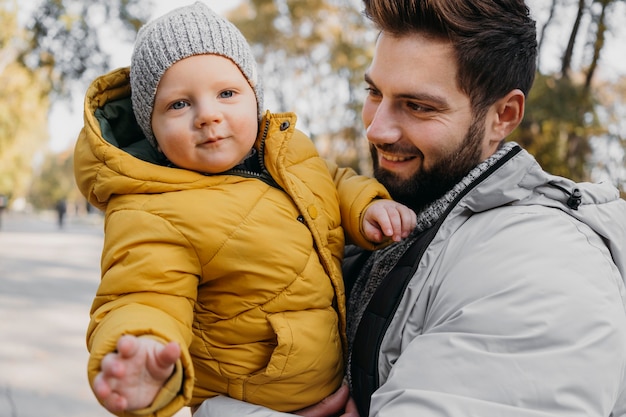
[130,1,263,147]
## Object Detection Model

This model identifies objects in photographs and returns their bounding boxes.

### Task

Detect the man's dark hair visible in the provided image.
[363,0,537,115]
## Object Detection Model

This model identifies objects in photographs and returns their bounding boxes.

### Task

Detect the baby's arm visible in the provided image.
[92,334,181,414]
[362,200,416,243]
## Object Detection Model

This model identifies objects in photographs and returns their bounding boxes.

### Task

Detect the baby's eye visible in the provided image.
[170,101,188,110]
[220,90,234,99]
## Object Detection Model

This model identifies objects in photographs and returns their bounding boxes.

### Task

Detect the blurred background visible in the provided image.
[0,1,625,416]
[0,0,624,218]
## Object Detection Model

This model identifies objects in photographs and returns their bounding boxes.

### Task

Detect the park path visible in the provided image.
[0,210,190,417]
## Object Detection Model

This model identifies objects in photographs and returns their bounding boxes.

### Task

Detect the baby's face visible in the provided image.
[151,54,258,174]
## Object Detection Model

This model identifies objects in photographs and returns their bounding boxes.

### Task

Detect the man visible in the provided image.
[196,0,626,415]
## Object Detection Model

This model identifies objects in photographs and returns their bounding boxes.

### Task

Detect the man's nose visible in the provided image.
[365,102,401,145]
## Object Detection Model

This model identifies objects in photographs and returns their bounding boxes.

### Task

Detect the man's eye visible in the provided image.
[365,87,380,97]
[171,101,187,110]
[407,102,431,112]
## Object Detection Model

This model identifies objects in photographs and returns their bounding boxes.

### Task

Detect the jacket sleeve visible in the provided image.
[86,209,199,417]
[369,206,626,416]
[325,159,391,249]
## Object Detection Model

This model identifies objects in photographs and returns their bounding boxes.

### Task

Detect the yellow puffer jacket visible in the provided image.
[75,67,391,416]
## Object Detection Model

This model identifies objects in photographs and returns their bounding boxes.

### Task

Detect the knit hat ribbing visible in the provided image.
[130,2,263,147]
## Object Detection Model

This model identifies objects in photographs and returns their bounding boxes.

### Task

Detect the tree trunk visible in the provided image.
[561,0,588,78]
[584,0,610,92]
[537,0,558,70]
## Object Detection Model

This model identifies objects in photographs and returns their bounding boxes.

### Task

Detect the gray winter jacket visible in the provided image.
[195,144,626,417]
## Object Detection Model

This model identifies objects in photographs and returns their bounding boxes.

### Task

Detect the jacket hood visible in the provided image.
[462,144,626,279]
[75,67,198,210]
[74,67,280,212]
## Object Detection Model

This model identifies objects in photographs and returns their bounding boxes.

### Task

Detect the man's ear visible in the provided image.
[489,89,525,139]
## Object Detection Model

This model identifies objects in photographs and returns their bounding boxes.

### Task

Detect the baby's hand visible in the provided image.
[363,200,416,243]
[92,335,180,413]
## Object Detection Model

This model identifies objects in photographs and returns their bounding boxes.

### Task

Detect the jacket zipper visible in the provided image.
[370,144,523,390]
[222,118,281,189]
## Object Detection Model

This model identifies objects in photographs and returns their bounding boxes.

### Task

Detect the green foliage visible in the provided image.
[0,0,50,204]
[522,0,626,191]
[589,76,626,194]
[234,0,626,184]
[19,0,151,98]
[0,62,49,200]
[2,0,625,207]
[511,73,601,181]
[230,0,374,172]
[0,0,150,209]
[28,151,75,210]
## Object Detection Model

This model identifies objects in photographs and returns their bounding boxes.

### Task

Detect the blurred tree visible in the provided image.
[561,0,587,79]
[584,0,610,91]
[229,0,375,172]
[3,0,625,205]
[19,0,151,98]
[512,73,601,180]
[513,0,625,193]
[0,0,151,209]
[0,0,49,204]
[27,149,76,210]
[535,0,557,70]
[231,0,626,185]
[589,76,626,197]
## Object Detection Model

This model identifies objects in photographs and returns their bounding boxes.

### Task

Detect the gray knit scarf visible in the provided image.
[346,142,517,388]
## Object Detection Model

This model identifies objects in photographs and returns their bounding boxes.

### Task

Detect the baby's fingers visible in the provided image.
[156,341,181,369]
[93,372,112,399]
[100,351,125,378]
[93,372,128,413]
[399,207,417,237]
[101,391,129,413]
[385,209,404,242]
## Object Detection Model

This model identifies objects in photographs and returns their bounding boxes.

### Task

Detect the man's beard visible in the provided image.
[371,116,485,213]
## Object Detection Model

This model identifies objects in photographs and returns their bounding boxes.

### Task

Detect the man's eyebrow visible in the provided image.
[364,72,450,109]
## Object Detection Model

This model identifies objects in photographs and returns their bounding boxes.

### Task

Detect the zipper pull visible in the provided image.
[567,188,582,210]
